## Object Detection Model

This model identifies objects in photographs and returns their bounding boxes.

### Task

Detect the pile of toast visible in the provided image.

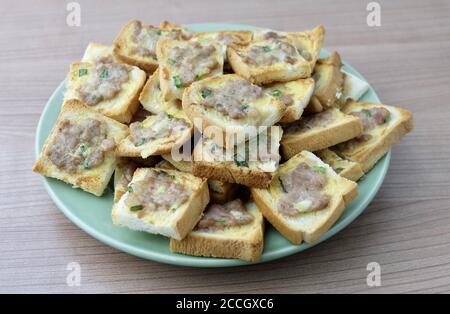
[33,20,413,262]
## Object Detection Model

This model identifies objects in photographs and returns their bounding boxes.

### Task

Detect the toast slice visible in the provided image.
[162,153,239,204]
[192,126,283,188]
[232,25,324,84]
[138,69,180,114]
[182,74,286,148]
[306,52,345,113]
[113,19,193,73]
[227,37,311,85]
[33,99,129,196]
[316,149,364,182]
[281,108,363,159]
[156,39,225,101]
[81,42,117,63]
[112,167,209,240]
[64,61,146,123]
[251,151,357,244]
[170,199,264,261]
[332,99,414,173]
[113,158,138,202]
[264,78,315,123]
[116,108,193,158]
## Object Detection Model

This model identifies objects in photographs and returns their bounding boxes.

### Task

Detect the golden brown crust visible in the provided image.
[193,160,273,189]
[336,100,414,173]
[112,19,159,73]
[306,52,345,114]
[281,109,363,159]
[227,41,311,85]
[169,202,264,261]
[33,99,129,196]
[316,149,364,182]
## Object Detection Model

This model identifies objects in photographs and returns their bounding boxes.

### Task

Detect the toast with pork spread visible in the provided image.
[332,99,413,173]
[170,199,264,261]
[112,167,209,240]
[64,61,146,123]
[113,20,193,73]
[192,126,283,188]
[182,74,286,148]
[251,151,357,244]
[116,107,193,158]
[33,99,129,196]
[281,108,363,158]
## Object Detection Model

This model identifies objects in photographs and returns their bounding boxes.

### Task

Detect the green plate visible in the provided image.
[35,23,390,267]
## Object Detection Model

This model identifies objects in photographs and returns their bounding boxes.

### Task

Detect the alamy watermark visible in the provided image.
[66,2,81,27]
[366,2,381,27]
[66,262,81,287]
[366,262,382,287]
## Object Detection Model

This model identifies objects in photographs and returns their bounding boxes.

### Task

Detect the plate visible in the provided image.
[35,23,390,267]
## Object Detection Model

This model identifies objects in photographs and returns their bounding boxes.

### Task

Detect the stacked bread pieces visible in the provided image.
[33,20,413,262]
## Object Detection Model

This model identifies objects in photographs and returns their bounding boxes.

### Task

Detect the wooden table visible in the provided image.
[1,0,449,294]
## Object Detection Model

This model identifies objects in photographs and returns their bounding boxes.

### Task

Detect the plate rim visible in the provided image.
[34,22,390,267]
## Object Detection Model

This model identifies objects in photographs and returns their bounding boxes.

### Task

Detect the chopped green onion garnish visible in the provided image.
[362,109,372,118]
[313,165,327,173]
[99,69,109,78]
[167,58,176,65]
[78,68,88,77]
[262,46,271,52]
[82,160,90,169]
[201,89,212,98]
[173,75,183,88]
[127,185,134,193]
[130,205,144,212]
[156,29,162,36]
[195,73,205,81]
[167,113,174,119]
[197,37,209,43]
[135,138,146,147]
[240,104,249,112]
[271,89,281,97]
[278,177,287,193]
[335,167,344,174]
[215,103,223,108]
[79,144,87,153]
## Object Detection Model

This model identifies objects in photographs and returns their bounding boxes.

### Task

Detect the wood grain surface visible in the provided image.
[1,0,449,294]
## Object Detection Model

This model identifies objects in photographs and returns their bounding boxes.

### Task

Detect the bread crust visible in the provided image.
[193,30,253,46]
[193,160,273,189]
[169,202,264,261]
[227,40,311,85]
[335,100,414,173]
[316,149,364,182]
[33,99,129,196]
[250,151,353,244]
[113,19,159,73]
[281,108,363,159]
[65,62,146,123]
[306,52,345,114]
